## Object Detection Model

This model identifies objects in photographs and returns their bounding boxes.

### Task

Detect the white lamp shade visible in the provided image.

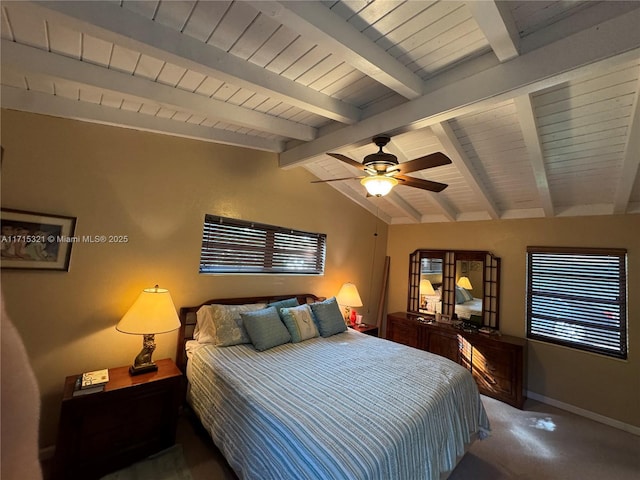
[360,175,398,197]
[419,279,436,295]
[335,282,363,307]
[457,276,473,290]
[117,286,181,335]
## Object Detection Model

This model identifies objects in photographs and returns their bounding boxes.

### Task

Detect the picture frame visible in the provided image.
[437,314,452,324]
[1,208,77,271]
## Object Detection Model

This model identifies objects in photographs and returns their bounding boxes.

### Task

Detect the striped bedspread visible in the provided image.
[187,329,490,480]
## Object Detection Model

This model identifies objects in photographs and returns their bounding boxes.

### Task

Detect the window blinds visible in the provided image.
[199,215,326,275]
[526,247,627,359]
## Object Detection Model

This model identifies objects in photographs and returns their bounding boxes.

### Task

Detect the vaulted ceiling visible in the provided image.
[2,1,639,223]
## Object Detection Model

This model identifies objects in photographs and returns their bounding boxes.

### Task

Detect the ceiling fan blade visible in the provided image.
[396,152,451,174]
[396,174,448,192]
[327,153,366,171]
[311,176,364,183]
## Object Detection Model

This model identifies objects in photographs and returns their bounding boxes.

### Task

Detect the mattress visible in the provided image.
[187,329,490,480]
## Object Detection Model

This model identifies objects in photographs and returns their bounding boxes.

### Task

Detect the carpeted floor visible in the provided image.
[177,395,640,480]
[100,444,194,480]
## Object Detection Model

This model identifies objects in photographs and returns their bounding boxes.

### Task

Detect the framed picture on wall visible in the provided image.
[1,209,77,271]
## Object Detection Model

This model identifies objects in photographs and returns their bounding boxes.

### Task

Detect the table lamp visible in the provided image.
[116,285,180,375]
[420,279,436,311]
[457,276,473,290]
[336,282,363,325]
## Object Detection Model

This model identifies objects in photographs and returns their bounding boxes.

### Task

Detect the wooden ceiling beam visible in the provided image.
[1,86,284,152]
[31,0,360,124]
[250,1,424,99]
[613,76,640,214]
[466,0,520,61]
[2,40,314,141]
[514,95,554,217]
[280,9,640,167]
[431,122,500,220]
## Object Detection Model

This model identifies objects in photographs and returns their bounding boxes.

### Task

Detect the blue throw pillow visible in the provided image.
[455,286,471,304]
[309,297,347,337]
[241,307,291,351]
[269,297,300,311]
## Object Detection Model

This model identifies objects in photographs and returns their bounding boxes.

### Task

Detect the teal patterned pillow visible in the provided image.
[280,304,319,343]
[309,297,347,337]
[241,307,291,351]
[269,297,300,310]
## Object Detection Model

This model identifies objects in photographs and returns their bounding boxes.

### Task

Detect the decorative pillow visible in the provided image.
[268,297,300,310]
[279,304,319,343]
[241,307,291,351]
[309,297,347,337]
[455,286,473,304]
[194,303,267,346]
[461,287,474,302]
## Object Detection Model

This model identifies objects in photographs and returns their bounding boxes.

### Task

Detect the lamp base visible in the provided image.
[128,333,158,376]
[129,362,158,376]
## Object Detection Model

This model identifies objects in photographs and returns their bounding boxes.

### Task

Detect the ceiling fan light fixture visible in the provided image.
[361,175,398,197]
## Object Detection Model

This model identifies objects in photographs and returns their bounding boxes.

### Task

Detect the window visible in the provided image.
[526,247,627,359]
[199,215,326,275]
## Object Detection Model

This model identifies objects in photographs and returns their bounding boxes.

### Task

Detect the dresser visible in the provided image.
[54,358,183,479]
[387,312,526,408]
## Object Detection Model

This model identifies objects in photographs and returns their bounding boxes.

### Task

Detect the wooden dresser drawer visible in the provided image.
[387,315,421,348]
[387,313,526,409]
[471,343,514,380]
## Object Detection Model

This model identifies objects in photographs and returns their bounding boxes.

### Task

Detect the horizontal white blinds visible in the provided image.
[200,215,326,275]
[526,247,627,359]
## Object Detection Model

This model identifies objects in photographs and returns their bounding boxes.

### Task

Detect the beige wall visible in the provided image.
[387,216,639,427]
[0,109,388,447]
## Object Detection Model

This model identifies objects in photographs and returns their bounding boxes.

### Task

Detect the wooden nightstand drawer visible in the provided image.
[349,324,379,337]
[54,359,183,480]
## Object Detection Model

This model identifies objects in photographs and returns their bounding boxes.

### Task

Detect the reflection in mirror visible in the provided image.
[454,257,484,320]
[419,255,442,314]
[408,249,501,329]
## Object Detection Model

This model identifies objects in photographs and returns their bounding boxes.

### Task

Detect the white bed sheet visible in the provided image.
[187,329,489,480]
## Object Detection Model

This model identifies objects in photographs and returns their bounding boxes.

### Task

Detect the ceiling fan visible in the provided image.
[313,135,451,197]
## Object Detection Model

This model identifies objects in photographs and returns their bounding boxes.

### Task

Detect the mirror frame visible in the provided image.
[408,249,501,329]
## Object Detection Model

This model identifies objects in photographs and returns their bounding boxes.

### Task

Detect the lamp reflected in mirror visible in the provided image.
[419,279,437,313]
[457,276,473,290]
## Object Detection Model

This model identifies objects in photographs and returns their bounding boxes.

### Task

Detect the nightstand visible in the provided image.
[349,323,379,337]
[53,358,183,480]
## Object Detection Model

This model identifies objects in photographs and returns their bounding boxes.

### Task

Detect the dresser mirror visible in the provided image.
[408,249,501,329]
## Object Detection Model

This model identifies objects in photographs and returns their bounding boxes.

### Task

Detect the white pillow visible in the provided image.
[194,303,267,346]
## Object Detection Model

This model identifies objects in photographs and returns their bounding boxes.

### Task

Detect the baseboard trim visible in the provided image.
[527,390,640,436]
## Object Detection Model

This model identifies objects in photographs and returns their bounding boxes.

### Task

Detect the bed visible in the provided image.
[427,286,482,320]
[177,294,490,480]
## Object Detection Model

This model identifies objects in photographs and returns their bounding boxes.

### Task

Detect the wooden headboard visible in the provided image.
[175,293,324,373]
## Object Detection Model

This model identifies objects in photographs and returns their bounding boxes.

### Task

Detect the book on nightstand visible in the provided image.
[80,369,109,389]
[72,375,105,396]
[70,369,109,396]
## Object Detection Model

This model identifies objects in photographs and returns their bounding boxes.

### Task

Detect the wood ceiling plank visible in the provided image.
[2,85,283,152]
[280,9,640,167]
[32,1,360,124]
[3,39,317,141]
[251,0,424,99]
